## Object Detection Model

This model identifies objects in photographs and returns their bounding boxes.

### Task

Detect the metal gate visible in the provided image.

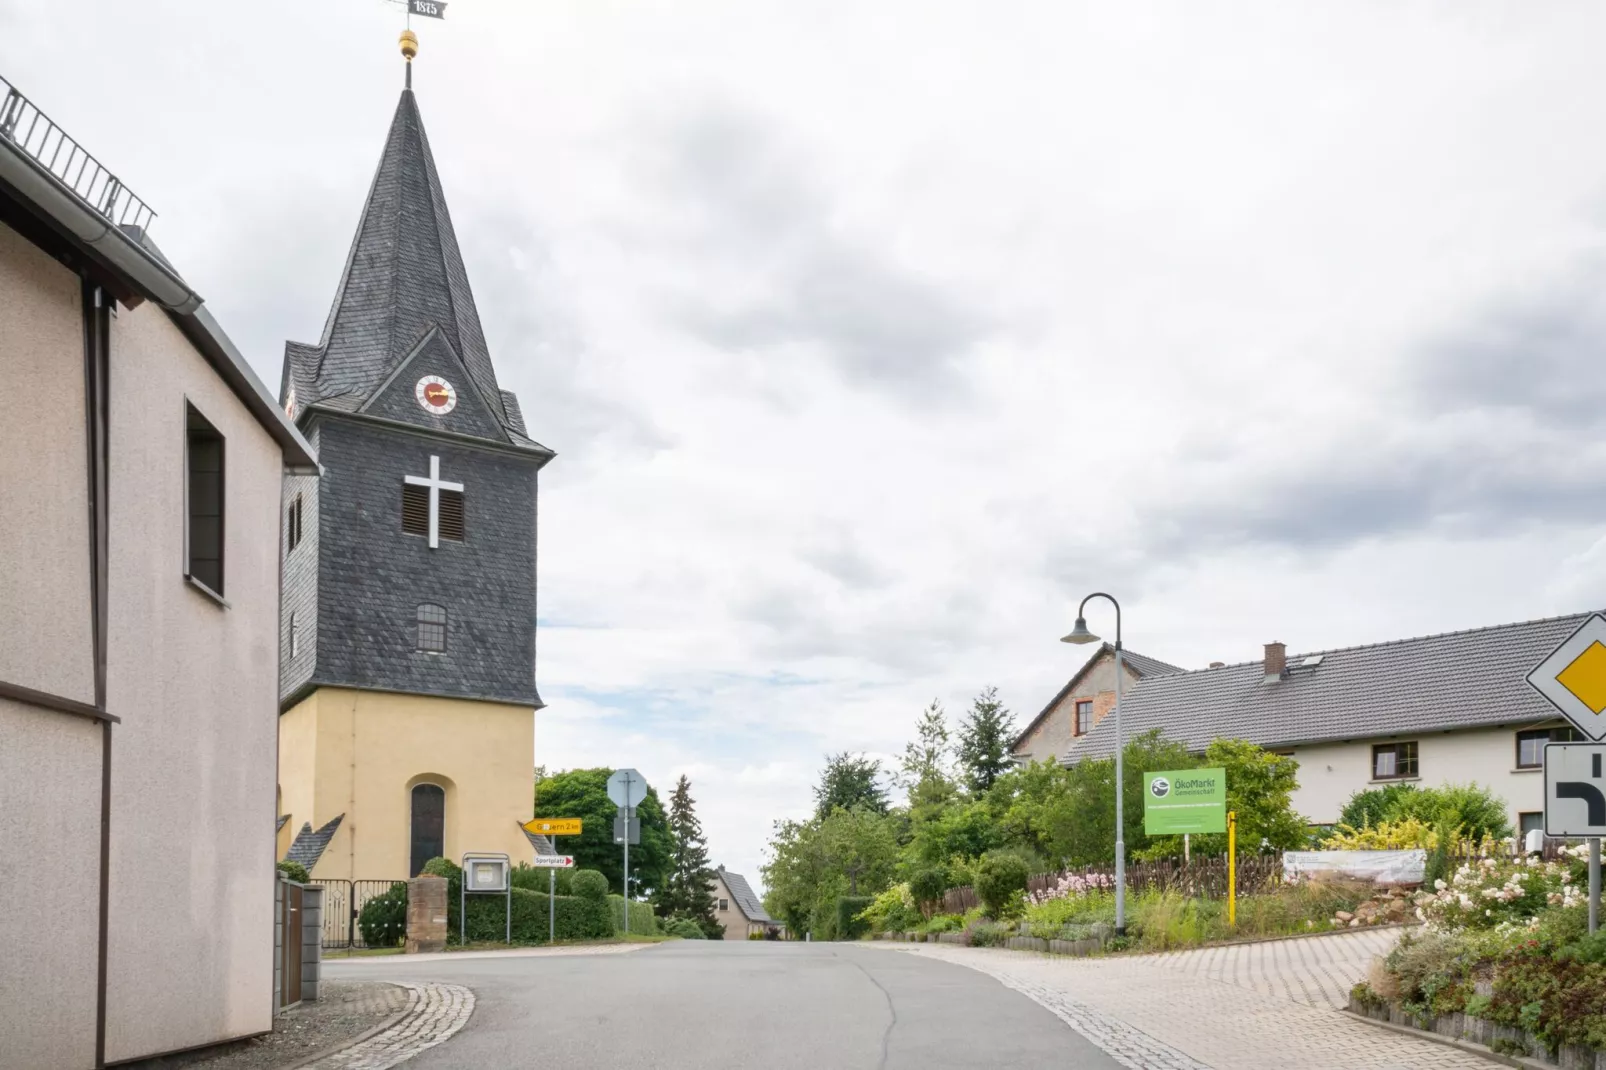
[281,883,303,1005]
[313,879,409,950]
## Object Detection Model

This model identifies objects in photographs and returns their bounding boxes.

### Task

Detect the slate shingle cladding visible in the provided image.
[277,84,550,711]
[296,418,540,707]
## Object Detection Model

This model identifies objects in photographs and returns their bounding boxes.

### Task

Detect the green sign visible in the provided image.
[1144,767,1227,835]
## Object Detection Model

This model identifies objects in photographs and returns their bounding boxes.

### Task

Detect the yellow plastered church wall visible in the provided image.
[278,687,535,880]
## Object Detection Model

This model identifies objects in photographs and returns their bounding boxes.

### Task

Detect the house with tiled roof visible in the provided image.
[1011,643,1184,765]
[1061,613,1598,839]
[711,866,780,940]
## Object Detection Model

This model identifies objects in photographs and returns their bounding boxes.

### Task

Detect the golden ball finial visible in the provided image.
[400,29,419,62]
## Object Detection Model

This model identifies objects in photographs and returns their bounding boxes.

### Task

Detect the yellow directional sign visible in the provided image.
[1528,615,1606,741]
[523,817,582,836]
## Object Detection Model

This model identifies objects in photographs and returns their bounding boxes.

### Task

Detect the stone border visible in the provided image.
[285,986,415,1070]
[295,983,475,1070]
[880,922,1411,959]
[1343,1010,1552,1070]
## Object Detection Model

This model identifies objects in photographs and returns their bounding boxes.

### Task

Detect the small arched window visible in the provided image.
[416,603,447,652]
[410,783,445,876]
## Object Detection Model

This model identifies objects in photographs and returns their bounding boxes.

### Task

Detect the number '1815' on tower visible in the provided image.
[275,34,553,882]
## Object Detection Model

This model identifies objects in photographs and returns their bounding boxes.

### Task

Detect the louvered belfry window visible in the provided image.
[438,489,465,541]
[402,484,429,536]
[401,485,465,541]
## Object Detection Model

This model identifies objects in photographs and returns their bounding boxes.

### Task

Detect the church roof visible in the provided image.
[283,814,344,872]
[281,85,544,453]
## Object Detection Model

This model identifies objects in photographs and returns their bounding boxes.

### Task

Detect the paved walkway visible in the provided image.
[306,982,474,1070]
[871,930,1497,1069]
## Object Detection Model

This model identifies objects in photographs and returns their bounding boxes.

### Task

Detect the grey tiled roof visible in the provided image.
[1062,611,1600,764]
[1012,643,1184,752]
[282,87,539,452]
[520,825,557,856]
[718,867,773,923]
[276,814,290,833]
[284,814,344,871]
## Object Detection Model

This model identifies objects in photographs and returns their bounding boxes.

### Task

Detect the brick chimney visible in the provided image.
[1263,642,1287,683]
[1208,661,1225,669]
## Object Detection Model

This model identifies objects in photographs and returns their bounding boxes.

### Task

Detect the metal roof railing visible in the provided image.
[0,73,156,234]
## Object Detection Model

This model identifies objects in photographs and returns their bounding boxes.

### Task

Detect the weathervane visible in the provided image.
[386,0,447,87]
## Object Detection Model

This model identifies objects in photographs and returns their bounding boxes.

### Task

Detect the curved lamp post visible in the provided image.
[1062,592,1126,936]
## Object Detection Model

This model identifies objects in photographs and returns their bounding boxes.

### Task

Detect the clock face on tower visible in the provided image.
[415,375,458,415]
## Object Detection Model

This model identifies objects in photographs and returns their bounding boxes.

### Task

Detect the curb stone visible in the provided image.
[286,985,414,1070]
[298,983,475,1070]
[1342,1010,1550,1070]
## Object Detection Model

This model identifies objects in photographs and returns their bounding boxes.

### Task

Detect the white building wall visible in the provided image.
[1289,723,1552,830]
[102,305,282,1063]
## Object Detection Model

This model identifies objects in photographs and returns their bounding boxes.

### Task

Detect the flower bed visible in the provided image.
[1353,847,1606,1066]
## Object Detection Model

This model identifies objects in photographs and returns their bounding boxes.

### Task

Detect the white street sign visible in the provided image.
[607,768,647,808]
[1527,615,1606,741]
[526,855,575,868]
[1545,743,1606,836]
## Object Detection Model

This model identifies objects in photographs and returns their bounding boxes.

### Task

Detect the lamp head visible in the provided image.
[1060,616,1100,645]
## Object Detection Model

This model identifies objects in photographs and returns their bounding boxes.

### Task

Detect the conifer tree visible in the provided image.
[657,775,721,937]
[956,686,1017,794]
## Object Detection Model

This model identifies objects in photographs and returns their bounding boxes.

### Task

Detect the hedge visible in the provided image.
[359,882,408,947]
[837,896,873,941]
[610,895,657,935]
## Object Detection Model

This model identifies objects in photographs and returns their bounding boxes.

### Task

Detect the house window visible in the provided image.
[416,604,447,652]
[719,899,729,911]
[410,783,445,877]
[1372,741,1419,780]
[287,493,304,552]
[289,612,299,657]
[1074,700,1092,736]
[1519,812,1544,840]
[185,403,225,596]
[1517,727,1579,769]
[402,485,465,541]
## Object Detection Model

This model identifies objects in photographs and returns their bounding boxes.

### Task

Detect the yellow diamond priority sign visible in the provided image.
[1528,615,1606,740]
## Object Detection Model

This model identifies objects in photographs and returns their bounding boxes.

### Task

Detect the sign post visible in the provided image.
[607,769,647,935]
[1527,615,1606,934]
[522,818,583,944]
[1227,810,1237,928]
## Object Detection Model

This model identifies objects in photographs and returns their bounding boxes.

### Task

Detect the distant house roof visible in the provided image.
[1012,643,1185,752]
[283,814,344,871]
[717,867,773,924]
[520,824,557,856]
[1062,611,1600,764]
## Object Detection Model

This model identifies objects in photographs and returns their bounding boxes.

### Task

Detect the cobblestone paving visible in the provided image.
[873,933,1498,1070]
[308,983,474,1070]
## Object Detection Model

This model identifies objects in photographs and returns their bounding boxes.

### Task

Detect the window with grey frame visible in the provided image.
[185,403,225,596]
[416,603,447,652]
[1517,727,1579,769]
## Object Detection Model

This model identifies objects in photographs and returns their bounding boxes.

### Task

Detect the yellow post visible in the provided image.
[1227,810,1237,927]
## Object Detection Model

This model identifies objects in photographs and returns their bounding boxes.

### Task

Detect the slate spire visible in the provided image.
[282,84,521,439]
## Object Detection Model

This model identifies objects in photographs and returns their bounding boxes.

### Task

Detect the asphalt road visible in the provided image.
[327,942,1123,1069]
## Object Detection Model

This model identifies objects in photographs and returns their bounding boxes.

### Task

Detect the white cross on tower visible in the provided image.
[404,455,463,549]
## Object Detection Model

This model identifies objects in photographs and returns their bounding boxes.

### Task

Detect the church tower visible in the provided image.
[275,35,552,881]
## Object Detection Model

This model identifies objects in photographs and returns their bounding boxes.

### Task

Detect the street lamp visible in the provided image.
[1061,592,1127,936]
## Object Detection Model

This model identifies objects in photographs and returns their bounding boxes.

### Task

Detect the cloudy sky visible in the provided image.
[11,2,1606,888]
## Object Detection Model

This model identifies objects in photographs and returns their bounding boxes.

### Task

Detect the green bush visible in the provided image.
[277,860,310,884]
[511,862,575,896]
[975,851,1031,919]
[455,886,613,944]
[609,894,656,935]
[358,882,408,947]
[663,917,706,939]
[421,856,459,880]
[836,896,874,940]
[909,865,950,915]
[571,869,609,900]
[1338,784,1420,829]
